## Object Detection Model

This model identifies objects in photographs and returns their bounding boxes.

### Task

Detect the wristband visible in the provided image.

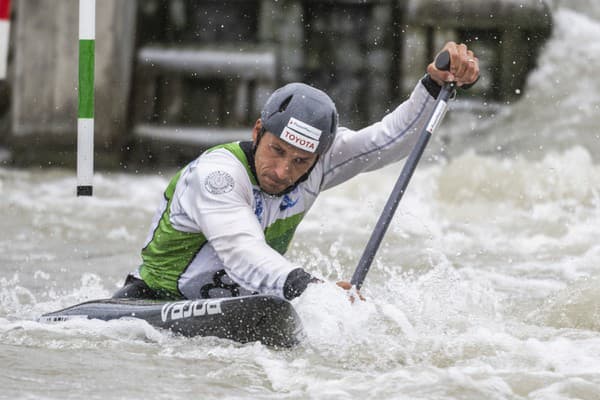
[421,74,442,98]
[283,268,315,300]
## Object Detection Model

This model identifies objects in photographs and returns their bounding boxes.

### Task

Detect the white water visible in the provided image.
[2,4,600,399]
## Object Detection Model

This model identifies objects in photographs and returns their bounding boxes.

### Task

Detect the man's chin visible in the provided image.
[258,177,288,196]
[259,180,292,196]
[261,185,285,196]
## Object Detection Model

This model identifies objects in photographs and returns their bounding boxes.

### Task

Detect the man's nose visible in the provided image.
[273,159,291,179]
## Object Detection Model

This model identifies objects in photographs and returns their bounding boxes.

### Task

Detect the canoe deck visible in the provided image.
[39,295,303,348]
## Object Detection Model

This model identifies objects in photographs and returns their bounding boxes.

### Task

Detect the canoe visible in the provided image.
[39,295,303,348]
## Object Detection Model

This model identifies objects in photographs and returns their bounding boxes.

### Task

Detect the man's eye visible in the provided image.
[271,145,284,155]
[294,158,308,165]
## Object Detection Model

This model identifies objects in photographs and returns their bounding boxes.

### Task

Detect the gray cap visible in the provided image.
[260,83,338,155]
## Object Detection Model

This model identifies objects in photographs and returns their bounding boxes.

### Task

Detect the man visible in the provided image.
[114,42,479,301]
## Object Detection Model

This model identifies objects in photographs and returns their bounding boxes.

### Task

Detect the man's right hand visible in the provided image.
[336,281,365,302]
[427,41,479,87]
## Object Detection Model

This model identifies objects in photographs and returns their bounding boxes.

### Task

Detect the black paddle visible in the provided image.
[350,50,456,290]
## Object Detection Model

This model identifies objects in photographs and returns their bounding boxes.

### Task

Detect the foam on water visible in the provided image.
[4,149,600,398]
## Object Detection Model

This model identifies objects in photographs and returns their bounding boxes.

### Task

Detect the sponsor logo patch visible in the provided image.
[205,170,235,194]
[288,117,322,140]
[280,117,322,153]
[279,194,298,211]
[38,315,88,323]
[281,129,319,153]
[161,299,223,322]
[253,189,264,223]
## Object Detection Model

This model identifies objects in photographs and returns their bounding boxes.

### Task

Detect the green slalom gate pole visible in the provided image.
[77,0,95,196]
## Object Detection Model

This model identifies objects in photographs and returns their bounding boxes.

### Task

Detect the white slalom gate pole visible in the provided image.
[0,0,10,80]
[77,0,95,196]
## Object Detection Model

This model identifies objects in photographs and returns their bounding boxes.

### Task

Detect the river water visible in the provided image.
[2,3,600,399]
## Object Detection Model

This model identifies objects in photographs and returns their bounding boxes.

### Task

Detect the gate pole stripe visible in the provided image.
[0,0,10,80]
[78,39,94,118]
[0,0,9,19]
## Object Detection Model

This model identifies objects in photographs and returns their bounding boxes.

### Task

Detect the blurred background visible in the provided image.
[0,0,553,169]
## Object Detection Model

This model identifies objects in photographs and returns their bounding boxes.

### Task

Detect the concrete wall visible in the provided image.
[8,0,136,165]
[405,0,553,100]
[1,0,552,167]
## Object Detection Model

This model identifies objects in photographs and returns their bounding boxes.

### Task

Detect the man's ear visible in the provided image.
[252,119,262,143]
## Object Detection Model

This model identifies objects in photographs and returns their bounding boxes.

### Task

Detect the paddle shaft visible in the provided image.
[350,52,455,289]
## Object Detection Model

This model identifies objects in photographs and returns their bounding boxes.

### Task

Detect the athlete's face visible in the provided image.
[252,120,318,195]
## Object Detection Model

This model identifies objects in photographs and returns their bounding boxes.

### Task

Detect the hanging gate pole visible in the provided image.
[0,0,10,80]
[77,0,95,196]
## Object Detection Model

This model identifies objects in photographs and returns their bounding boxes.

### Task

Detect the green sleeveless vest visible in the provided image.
[139,142,304,297]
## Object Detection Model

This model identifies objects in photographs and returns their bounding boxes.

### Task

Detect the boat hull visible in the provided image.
[39,295,303,348]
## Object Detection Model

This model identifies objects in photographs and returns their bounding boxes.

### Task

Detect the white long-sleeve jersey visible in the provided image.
[137,81,437,300]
